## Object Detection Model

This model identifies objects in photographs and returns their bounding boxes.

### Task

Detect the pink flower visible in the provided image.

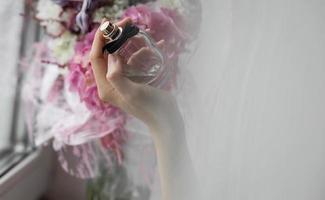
[100,129,128,164]
[122,5,188,61]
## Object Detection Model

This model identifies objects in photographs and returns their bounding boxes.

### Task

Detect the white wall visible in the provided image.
[185,0,325,199]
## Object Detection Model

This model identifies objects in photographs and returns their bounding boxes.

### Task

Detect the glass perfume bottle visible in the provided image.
[100,21,167,87]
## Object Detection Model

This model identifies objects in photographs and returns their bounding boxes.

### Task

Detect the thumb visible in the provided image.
[106,54,136,96]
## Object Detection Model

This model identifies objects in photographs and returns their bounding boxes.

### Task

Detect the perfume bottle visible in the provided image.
[100,21,167,87]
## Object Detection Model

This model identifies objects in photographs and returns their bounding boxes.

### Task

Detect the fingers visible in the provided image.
[106,55,136,99]
[90,26,106,61]
[116,17,132,28]
[106,54,123,79]
[90,18,134,105]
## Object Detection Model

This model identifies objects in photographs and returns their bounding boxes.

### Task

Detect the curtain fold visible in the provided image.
[182,0,325,199]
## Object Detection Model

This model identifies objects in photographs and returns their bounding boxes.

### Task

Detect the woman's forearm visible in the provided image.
[149,109,198,200]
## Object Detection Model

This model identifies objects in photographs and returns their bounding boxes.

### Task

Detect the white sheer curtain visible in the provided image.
[183,0,325,199]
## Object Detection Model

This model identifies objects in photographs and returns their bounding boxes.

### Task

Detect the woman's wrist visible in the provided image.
[148,104,185,143]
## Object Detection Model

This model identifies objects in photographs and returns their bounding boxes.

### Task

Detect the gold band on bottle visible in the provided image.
[100,21,122,43]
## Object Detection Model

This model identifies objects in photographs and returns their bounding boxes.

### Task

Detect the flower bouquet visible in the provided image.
[22,0,201,199]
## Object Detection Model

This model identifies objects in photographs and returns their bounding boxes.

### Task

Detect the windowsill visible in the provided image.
[0,148,29,177]
[0,147,53,200]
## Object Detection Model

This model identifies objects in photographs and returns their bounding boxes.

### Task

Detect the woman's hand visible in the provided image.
[90,18,179,137]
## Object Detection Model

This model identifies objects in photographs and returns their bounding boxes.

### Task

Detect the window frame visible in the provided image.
[0,2,53,200]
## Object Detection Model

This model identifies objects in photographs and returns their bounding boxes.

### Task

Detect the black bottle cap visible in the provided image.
[102,23,140,54]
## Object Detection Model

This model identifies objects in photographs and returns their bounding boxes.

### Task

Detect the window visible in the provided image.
[0,1,39,177]
[0,2,52,199]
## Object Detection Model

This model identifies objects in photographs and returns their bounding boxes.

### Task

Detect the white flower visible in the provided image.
[36,0,74,36]
[36,0,63,20]
[48,32,77,64]
[160,0,183,9]
[92,0,128,23]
